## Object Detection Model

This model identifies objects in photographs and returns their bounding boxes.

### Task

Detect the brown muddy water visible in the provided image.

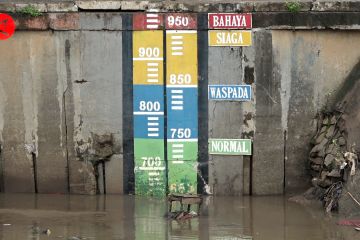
[0,194,357,240]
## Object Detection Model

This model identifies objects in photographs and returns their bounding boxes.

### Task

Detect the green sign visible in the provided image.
[209,139,252,155]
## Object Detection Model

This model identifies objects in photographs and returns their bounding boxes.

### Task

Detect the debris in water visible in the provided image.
[167,210,198,220]
[168,194,203,215]
[337,219,360,227]
[323,181,343,213]
[2,223,11,226]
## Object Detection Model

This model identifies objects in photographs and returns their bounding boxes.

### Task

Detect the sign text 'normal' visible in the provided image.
[208,85,251,101]
[209,139,252,155]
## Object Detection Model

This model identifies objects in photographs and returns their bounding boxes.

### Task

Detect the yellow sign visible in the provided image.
[166,30,198,86]
[208,30,252,47]
[133,31,164,85]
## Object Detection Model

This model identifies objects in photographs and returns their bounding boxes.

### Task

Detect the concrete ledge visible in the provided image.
[1,1,360,13]
[76,0,121,10]
[10,11,360,31]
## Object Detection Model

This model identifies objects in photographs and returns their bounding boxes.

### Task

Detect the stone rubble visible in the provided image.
[309,110,351,189]
[307,107,359,212]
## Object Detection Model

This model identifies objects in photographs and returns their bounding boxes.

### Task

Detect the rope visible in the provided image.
[347,191,360,207]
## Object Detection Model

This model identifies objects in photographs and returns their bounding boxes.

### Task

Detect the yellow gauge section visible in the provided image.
[166,30,198,86]
[133,31,164,85]
[209,30,252,47]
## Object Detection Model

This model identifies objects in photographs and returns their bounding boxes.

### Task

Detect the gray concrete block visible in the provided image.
[209,157,243,196]
[80,13,122,30]
[208,47,245,195]
[252,30,284,195]
[105,154,123,194]
[34,32,68,193]
[76,0,121,10]
[0,33,35,193]
[47,2,78,12]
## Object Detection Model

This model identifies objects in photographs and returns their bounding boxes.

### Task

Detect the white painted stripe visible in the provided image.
[171,41,183,45]
[167,30,197,34]
[172,155,184,159]
[139,166,165,171]
[172,149,183,153]
[146,14,159,18]
[170,89,183,94]
[171,101,183,105]
[147,117,159,120]
[147,73,158,77]
[146,25,159,29]
[147,62,159,66]
[146,19,160,23]
[149,172,159,176]
[148,133,159,137]
[168,139,198,142]
[171,106,183,110]
[172,160,184,164]
[148,122,159,126]
[134,111,164,115]
[147,68,158,72]
[167,85,197,88]
[133,57,163,61]
[171,35,183,40]
[171,46,183,50]
[147,79,159,83]
[172,144,184,148]
[172,52,183,56]
[148,128,159,132]
[171,95,183,99]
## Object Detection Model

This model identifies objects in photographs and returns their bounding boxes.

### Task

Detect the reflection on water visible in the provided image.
[0,194,356,240]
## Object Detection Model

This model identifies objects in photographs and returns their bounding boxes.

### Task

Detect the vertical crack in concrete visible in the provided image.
[94,160,107,195]
[283,130,287,192]
[32,152,38,193]
[0,144,3,192]
[102,161,106,194]
[62,86,70,193]
[64,39,71,193]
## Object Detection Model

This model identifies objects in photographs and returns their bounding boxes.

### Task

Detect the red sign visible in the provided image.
[0,14,15,40]
[165,13,197,30]
[133,13,163,30]
[208,13,252,29]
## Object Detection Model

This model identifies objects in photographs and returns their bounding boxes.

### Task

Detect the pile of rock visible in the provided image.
[309,111,348,188]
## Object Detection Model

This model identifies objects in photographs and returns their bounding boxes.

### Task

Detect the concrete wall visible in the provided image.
[1,11,360,195]
[0,19,124,194]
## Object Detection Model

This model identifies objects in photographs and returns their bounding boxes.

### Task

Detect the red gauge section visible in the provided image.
[165,13,197,30]
[0,14,15,40]
[133,13,164,30]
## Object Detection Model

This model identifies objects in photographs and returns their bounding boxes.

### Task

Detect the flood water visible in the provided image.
[0,194,357,240]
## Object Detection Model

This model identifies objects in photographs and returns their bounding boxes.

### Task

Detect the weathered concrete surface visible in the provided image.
[2,0,360,13]
[9,11,360,31]
[252,30,284,195]
[0,15,124,194]
[272,31,360,193]
[1,12,360,196]
[0,34,35,193]
[208,47,245,195]
[241,45,256,195]
[71,30,123,194]
[105,154,123,194]
[34,32,68,193]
